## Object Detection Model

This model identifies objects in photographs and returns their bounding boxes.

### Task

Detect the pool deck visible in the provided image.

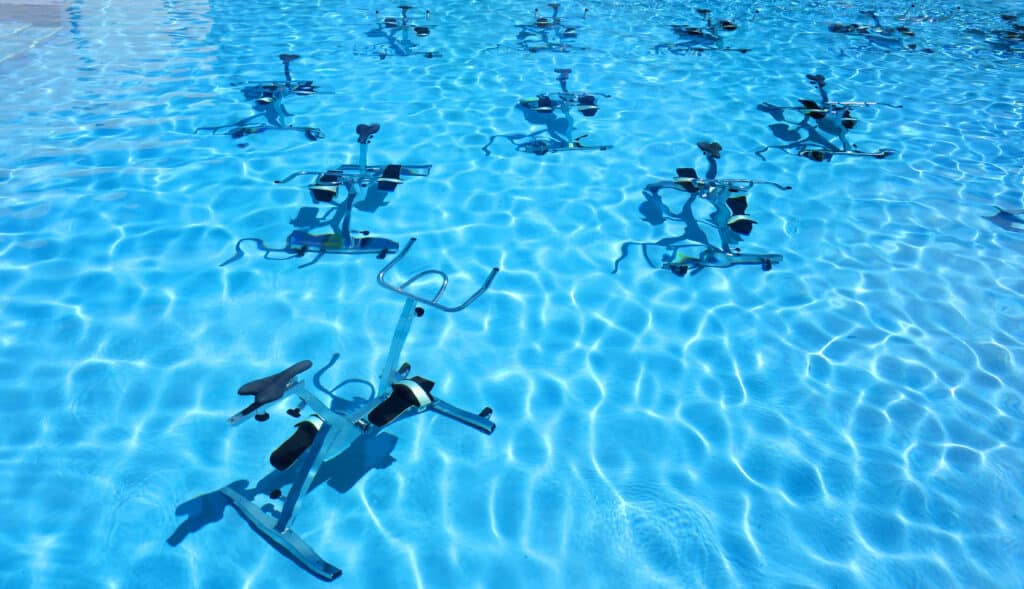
[0,0,67,65]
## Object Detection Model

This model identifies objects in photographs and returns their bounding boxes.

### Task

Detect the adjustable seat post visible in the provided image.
[557,68,571,93]
[378,297,423,398]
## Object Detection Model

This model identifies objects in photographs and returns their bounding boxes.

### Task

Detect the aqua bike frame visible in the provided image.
[512,68,611,153]
[512,3,583,51]
[653,7,749,54]
[370,4,435,58]
[222,124,433,264]
[220,239,499,581]
[755,74,902,160]
[828,11,917,47]
[196,54,321,139]
[643,159,787,275]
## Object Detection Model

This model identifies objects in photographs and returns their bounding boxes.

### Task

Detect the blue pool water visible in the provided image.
[2,0,1023,587]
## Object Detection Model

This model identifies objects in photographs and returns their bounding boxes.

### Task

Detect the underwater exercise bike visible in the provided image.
[614,141,788,276]
[220,238,499,580]
[361,4,439,59]
[755,74,902,161]
[221,123,432,266]
[655,7,750,54]
[483,68,611,156]
[508,3,587,53]
[196,53,323,141]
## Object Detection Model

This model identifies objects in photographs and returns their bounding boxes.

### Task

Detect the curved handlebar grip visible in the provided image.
[377,238,500,313]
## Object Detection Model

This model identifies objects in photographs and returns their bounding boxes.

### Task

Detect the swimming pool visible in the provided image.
[1,0,1022,586]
